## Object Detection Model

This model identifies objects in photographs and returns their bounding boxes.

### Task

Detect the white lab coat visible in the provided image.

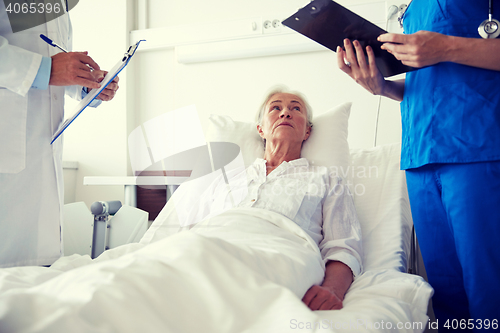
[0,1,82,267]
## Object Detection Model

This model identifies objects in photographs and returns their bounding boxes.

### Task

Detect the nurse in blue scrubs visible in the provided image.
[337,0,500,330]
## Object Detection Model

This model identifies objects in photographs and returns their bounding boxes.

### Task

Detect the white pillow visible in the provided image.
[206,102,352,174]
[350,143,412,272]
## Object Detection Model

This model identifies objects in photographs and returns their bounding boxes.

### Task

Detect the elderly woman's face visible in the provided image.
[257,93,311,146]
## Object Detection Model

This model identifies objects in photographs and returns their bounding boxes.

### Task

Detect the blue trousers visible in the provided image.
[406,161,500,332]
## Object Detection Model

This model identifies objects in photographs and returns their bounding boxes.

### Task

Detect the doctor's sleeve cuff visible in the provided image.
[31,56,51,90]
[81,87,102,108]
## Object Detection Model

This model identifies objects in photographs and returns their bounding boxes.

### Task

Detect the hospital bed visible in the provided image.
[0,102,433,333]
[62,200,149,259]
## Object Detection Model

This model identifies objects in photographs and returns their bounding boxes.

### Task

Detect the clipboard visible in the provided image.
[282,0,414,77]
[51,40,145,144]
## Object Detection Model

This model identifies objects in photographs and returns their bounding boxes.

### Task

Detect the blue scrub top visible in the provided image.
[400,0,500,170]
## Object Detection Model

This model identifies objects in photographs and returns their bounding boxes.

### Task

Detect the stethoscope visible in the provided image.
[399,0,499,39]
[479,0,500,38]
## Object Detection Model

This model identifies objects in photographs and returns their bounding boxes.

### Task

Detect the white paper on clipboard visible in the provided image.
[51,40,145,144]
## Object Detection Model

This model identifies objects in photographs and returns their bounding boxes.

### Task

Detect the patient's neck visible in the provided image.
[263,142,301,175]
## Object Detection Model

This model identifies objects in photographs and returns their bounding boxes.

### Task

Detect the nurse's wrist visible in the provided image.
[442,35,460,64]
[381,79,405,102]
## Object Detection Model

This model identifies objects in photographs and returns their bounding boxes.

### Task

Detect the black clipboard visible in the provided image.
[282,0,414,77]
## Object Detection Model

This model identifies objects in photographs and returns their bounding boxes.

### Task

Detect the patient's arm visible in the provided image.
[302,260,353,311]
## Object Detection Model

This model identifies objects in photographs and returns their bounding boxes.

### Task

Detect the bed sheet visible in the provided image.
[0,206,431,333]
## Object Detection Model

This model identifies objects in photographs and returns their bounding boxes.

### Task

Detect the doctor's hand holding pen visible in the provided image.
[49,51,119,102]
[41,34,120,101]
[49,51,101,88]
[49,51,120,102]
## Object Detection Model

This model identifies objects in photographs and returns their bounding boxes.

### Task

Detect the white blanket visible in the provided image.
[0,207,432,333]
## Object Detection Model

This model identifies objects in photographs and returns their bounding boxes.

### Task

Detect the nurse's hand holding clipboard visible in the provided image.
[336,38,405,102]
[338,29,500,100]
[378,30,500,71]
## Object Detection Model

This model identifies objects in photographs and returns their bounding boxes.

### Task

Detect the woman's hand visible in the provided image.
[302,261,354,311]
[336,39,386,96]
[378,30,450,68]
[302,285,344,310]
[337,38,405,102]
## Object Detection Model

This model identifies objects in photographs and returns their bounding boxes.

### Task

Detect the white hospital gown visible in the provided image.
[190,158,363,277]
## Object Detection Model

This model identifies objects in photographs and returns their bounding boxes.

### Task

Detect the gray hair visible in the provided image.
[255,86,313,150]
[255,86,313,128]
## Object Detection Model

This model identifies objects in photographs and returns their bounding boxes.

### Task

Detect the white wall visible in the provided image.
[64,0,406,206]
[63,0,129,207]
[129,0,405,155]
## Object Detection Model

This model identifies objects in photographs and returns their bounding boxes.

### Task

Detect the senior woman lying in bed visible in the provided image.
[253,88,362,310]
[177,87,363,310]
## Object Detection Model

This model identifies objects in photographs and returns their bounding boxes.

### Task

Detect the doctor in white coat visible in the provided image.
[0,1,118,267]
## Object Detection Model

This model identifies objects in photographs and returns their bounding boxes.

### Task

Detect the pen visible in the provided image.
[40,34,69,53]
[40,34,95,71]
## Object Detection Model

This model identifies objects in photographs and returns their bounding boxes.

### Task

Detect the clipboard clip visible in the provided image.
[123,40,146,61]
